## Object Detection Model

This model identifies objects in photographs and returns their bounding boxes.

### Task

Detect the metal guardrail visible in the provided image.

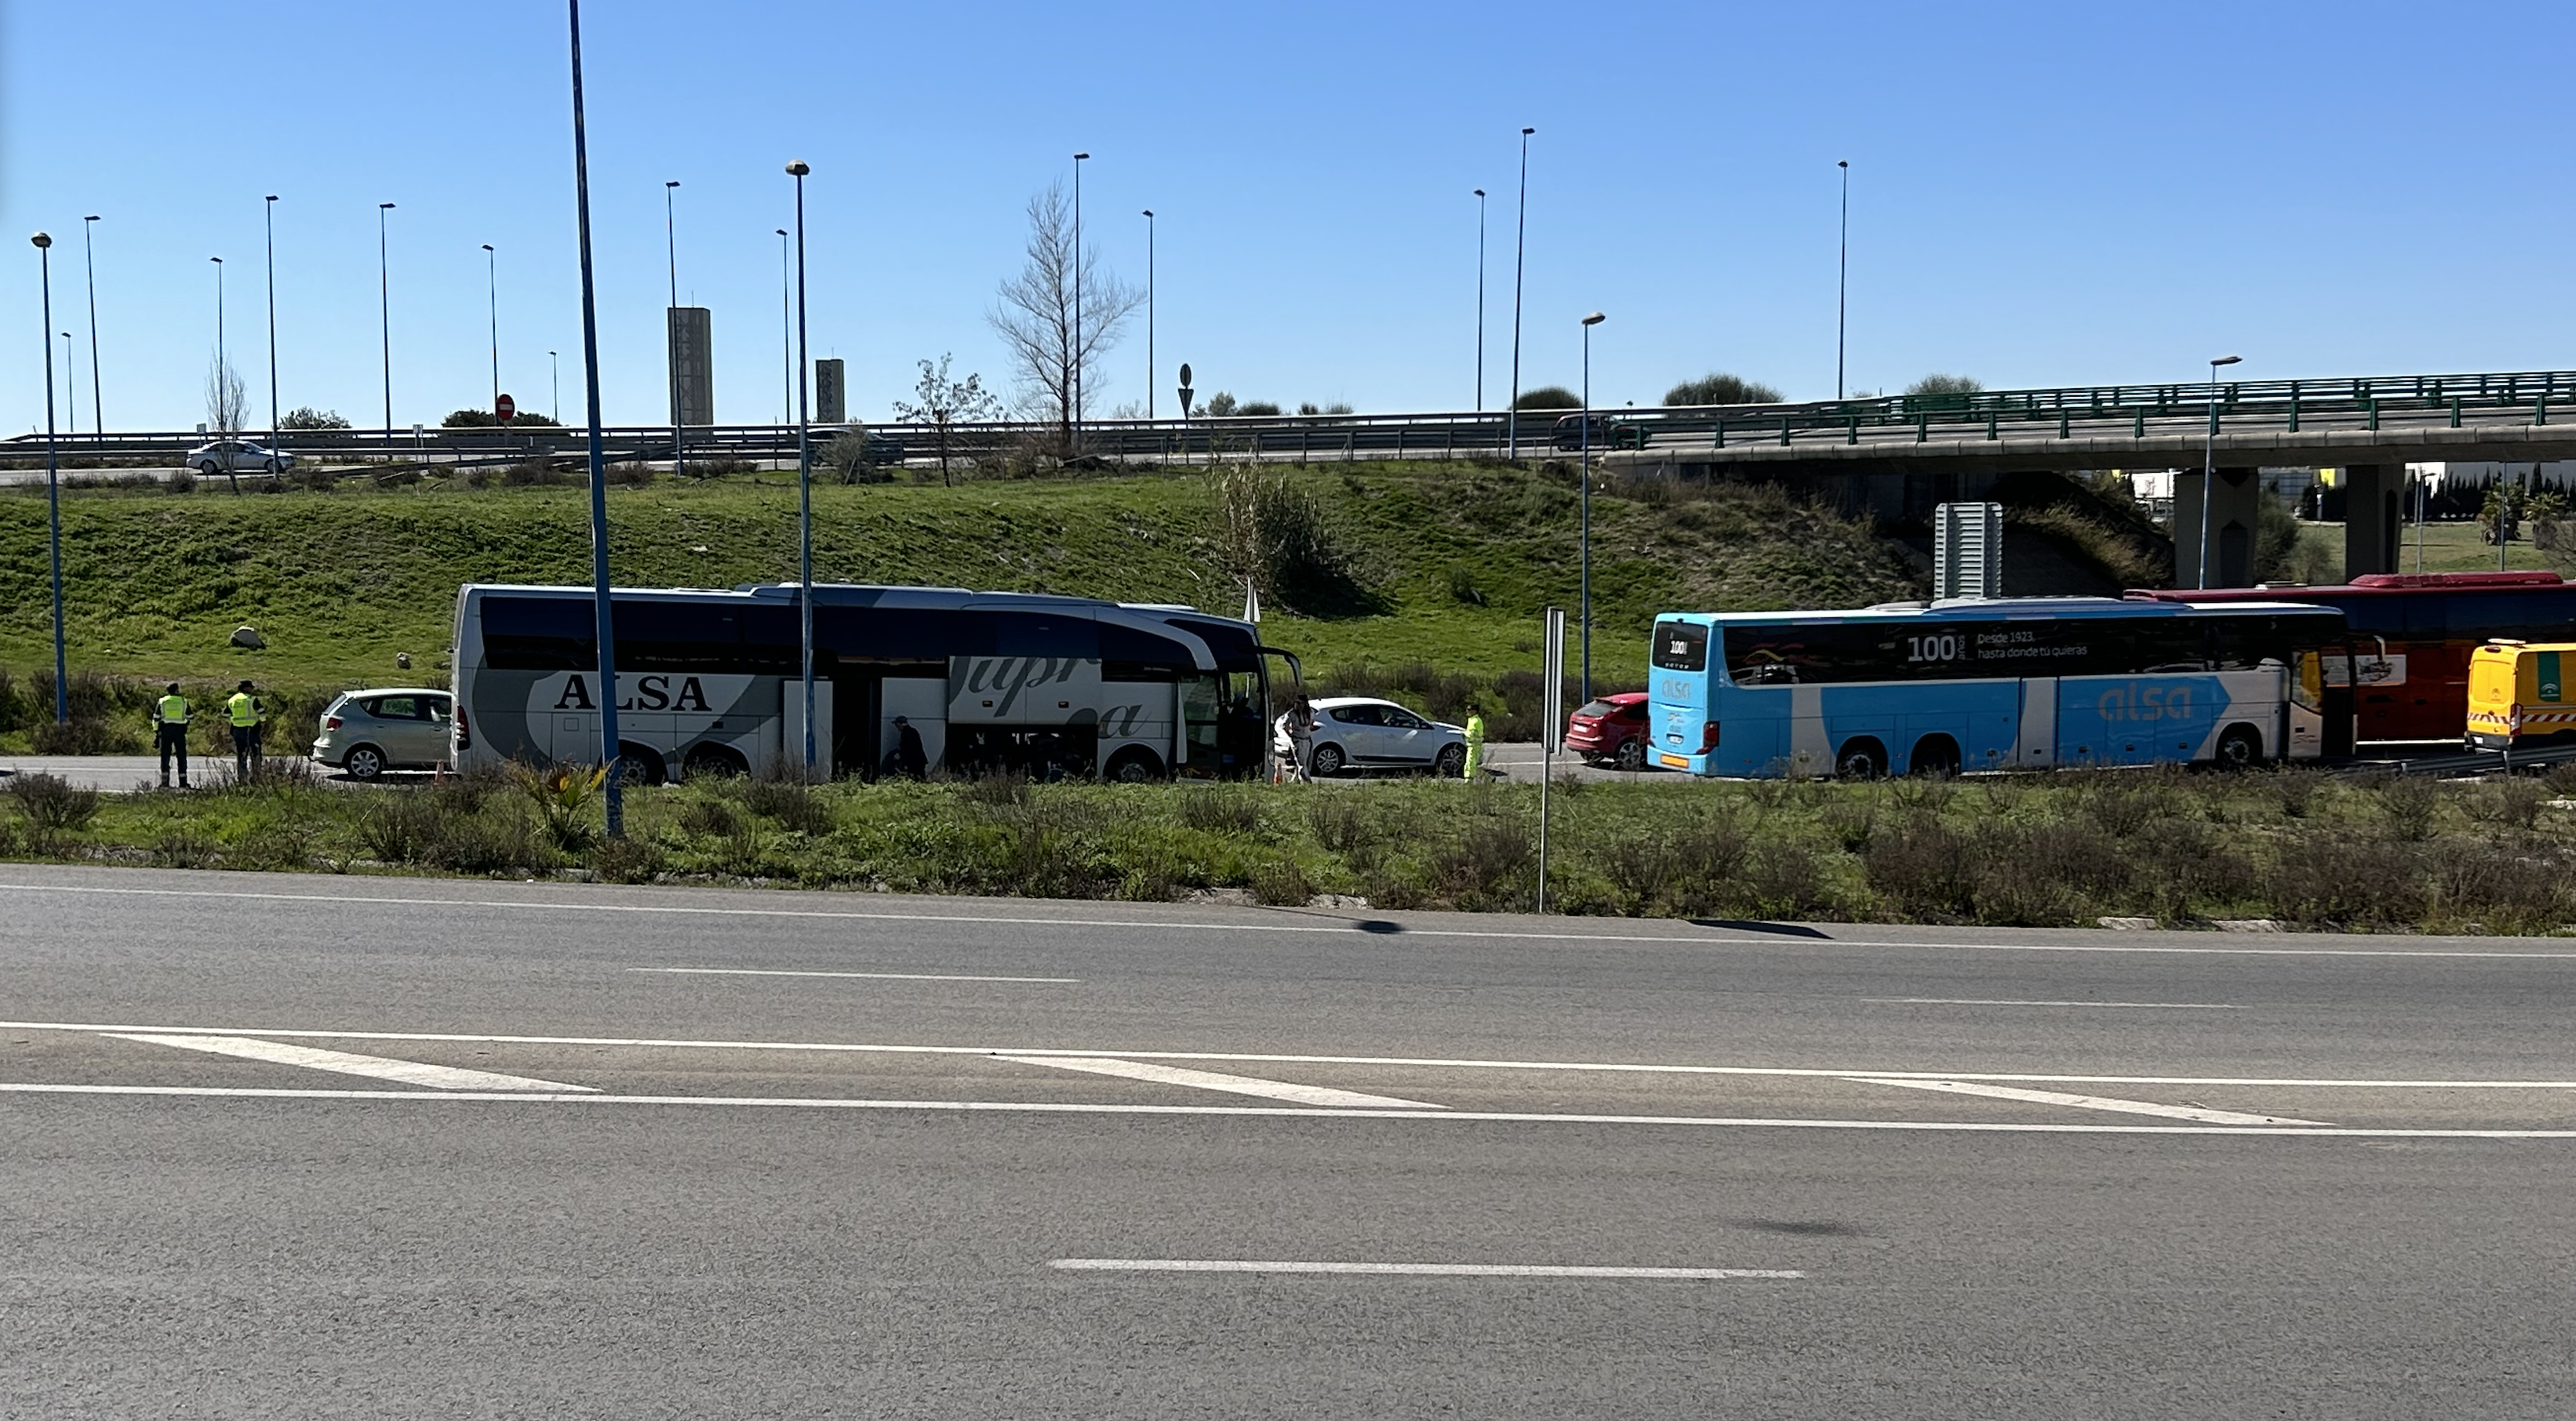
[14,367,2576,467]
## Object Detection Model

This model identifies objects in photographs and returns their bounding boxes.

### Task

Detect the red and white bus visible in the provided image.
[2130,572,2576,743]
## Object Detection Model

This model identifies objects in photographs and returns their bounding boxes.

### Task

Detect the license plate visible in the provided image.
[1658,754,1690,769]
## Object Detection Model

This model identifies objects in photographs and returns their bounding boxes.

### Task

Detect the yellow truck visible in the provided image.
[2465,640,2576,750]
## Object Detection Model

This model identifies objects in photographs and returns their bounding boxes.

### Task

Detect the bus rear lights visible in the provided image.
[454,707,471,750]
[1701,721,1722,751]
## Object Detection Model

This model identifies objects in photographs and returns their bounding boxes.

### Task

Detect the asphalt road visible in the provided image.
[4,865,2573,1417]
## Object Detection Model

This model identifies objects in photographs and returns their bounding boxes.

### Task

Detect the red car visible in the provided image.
[1565,692,1650,769]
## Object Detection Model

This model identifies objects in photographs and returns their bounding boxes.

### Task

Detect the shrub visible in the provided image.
[1741,841,1832,921]
[679,796,742,838]
[1248,858,1312,907]
[1863,816,1976,919]
[2465,777,2549,833]
[358,794,447,863]
[2271,766,2325,819]
[1180,788,1263,835]
[424,809,550,876]
[2371,775,2443,842]
[2432,852,2571,935]
[151,830,218,869]
[1305,795,1371,852]
[2266,835,2428,928]
[737,777,831,834]
[1427,816,1532,910]
[1663,373,1783,406]
[591,834,668,885]
[31,718,126,754]
[1510,387,1580,412]
[6,772,100,832]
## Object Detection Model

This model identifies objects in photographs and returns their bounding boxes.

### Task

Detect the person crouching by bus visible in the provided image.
[226,680,264,780]
[154,682,192,790]
[1286,694,1317,782]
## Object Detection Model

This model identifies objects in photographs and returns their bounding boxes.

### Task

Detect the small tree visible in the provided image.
[1906,373,1984,396]
[1664,373,1783,405]
[891,354,1002,487]
[988,182,1144,456]
[1512,386,1581,411]
[278,406,351,430]
[204,355,247,434]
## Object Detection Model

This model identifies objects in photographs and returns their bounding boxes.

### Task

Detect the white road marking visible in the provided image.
[997,1055,1445,1110]
[1049,1259,1803,1280]
[1851,1078,2329,1127]
[6,881,2575,958]
[631,967,1081,984]
[8,1019,2572,1092]
[1865,998,2246,1010]
[108,1034,595,1092]
[2,1081,2567,1137]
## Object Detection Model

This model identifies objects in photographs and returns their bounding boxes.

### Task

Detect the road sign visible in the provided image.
[1541,606,1566,752]
[497,393,516,423]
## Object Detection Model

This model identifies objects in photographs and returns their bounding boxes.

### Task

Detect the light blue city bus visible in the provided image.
[1644,598,2354,778]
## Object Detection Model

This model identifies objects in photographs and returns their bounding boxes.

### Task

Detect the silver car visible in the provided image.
[1275,696,1468,777]
[311,688,453,780]
[184,439,295,477]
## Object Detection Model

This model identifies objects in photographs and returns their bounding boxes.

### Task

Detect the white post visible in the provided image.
[1538,605,1565,914]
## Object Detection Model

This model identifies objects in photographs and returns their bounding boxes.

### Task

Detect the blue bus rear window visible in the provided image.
[1651,621,1708,671]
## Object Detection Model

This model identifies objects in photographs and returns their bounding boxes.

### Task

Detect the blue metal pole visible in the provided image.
[566,0,622,834]
[789,162,815,776]
[33,234,65,722]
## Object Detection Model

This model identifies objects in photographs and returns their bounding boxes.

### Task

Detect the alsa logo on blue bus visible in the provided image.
[1646,598,2348,779]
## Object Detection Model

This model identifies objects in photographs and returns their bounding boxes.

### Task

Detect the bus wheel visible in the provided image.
[2214,725,2265,769]
[1908,735,1960,778]
[682,745,748,781]
[612,743,667,787]
[1834,738,1887,780]
[1105,747,1164,783]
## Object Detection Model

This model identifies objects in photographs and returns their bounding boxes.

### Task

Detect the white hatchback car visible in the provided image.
[184,439,295,476]
[1275,696,1468,778]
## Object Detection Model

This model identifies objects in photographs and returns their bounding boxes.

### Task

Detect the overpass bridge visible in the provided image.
[14,367,2571,586]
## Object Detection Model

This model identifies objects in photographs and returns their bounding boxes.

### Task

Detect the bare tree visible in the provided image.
[893,353,1002,487]
[203,354,247,434]
[988,182,1142,456]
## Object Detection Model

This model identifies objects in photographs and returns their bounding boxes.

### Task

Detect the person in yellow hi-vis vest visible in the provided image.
[225,680,265,780]
[154,682,192,790]
[1463,707,1488,779]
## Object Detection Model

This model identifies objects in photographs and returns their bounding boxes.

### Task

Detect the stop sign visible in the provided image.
[496,393,516,423]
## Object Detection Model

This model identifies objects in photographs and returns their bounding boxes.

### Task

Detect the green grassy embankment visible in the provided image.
[0,461,1922,750]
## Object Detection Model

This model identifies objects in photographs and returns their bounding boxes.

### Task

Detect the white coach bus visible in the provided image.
[449,583,1297,783]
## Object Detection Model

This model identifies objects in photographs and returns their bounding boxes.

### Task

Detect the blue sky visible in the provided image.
[4,0,2571,434]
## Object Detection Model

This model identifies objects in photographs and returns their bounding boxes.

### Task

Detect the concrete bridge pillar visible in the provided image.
[2173,466,2261,588]
[2341,463,2403,579]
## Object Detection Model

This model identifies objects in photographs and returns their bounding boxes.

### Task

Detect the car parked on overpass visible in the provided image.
[184,439,295,477]
[1550,413,1643,452]
[1275,696,1468,778]
[310,687,453,780]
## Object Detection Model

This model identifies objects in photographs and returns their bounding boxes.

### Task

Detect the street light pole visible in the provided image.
[2200,353,2243,589]
[60,333,75,433]
[1507,127,1534,458]
[482,243,499,413]
[209,256,225,431]
[1143,209,1155,421]
[1072,152,1088,453]
[776,227,790,430]
[1580,311,1605,703]
[1474,188,1487,411]
[377,202,395,433]
[787,161,816,779]
[1836,160,1850,400]
[664,180,683,479]
[81,216,100,435]
[549,351,559,422]
[565,0,622,836]
[264,197,279,462]
[32,232,66,723]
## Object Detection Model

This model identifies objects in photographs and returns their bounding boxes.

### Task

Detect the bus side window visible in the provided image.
[2294,651,2324,710]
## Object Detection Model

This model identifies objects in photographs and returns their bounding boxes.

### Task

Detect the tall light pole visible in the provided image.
[482,243,499,413]
[1580,311,1605,703]
[1072,152,1089,452]
[81,216,100,435]
[1142,209,1155,421]
[1474,188,1487,411]
[565,0,622,835]
[264,197,280,462]
[1836,160,1850,400]
[787,161,816,778]
[377,202,395,432]
[1507,127,1534,457]
[2199,353,2243,589]
[549,351,559,422]
[776,227,790,429]
[61,332,76,433]
[32,232,66,723]
[209,256,225,431]
[664,180,683,478]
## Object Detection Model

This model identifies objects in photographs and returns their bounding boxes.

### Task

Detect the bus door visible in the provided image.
[2014,678,2058,768]
[882,672,948,775]
[2286,650,2332,760]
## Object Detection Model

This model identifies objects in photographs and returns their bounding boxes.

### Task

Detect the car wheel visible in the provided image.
[2214,724,2265,769]
[342,745,384,782]
[1308,743,1346,778]
[1434,743,1467,778]
[1105,747,1163,783]
[198,460,221,477]
[1614,737,1646,772]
